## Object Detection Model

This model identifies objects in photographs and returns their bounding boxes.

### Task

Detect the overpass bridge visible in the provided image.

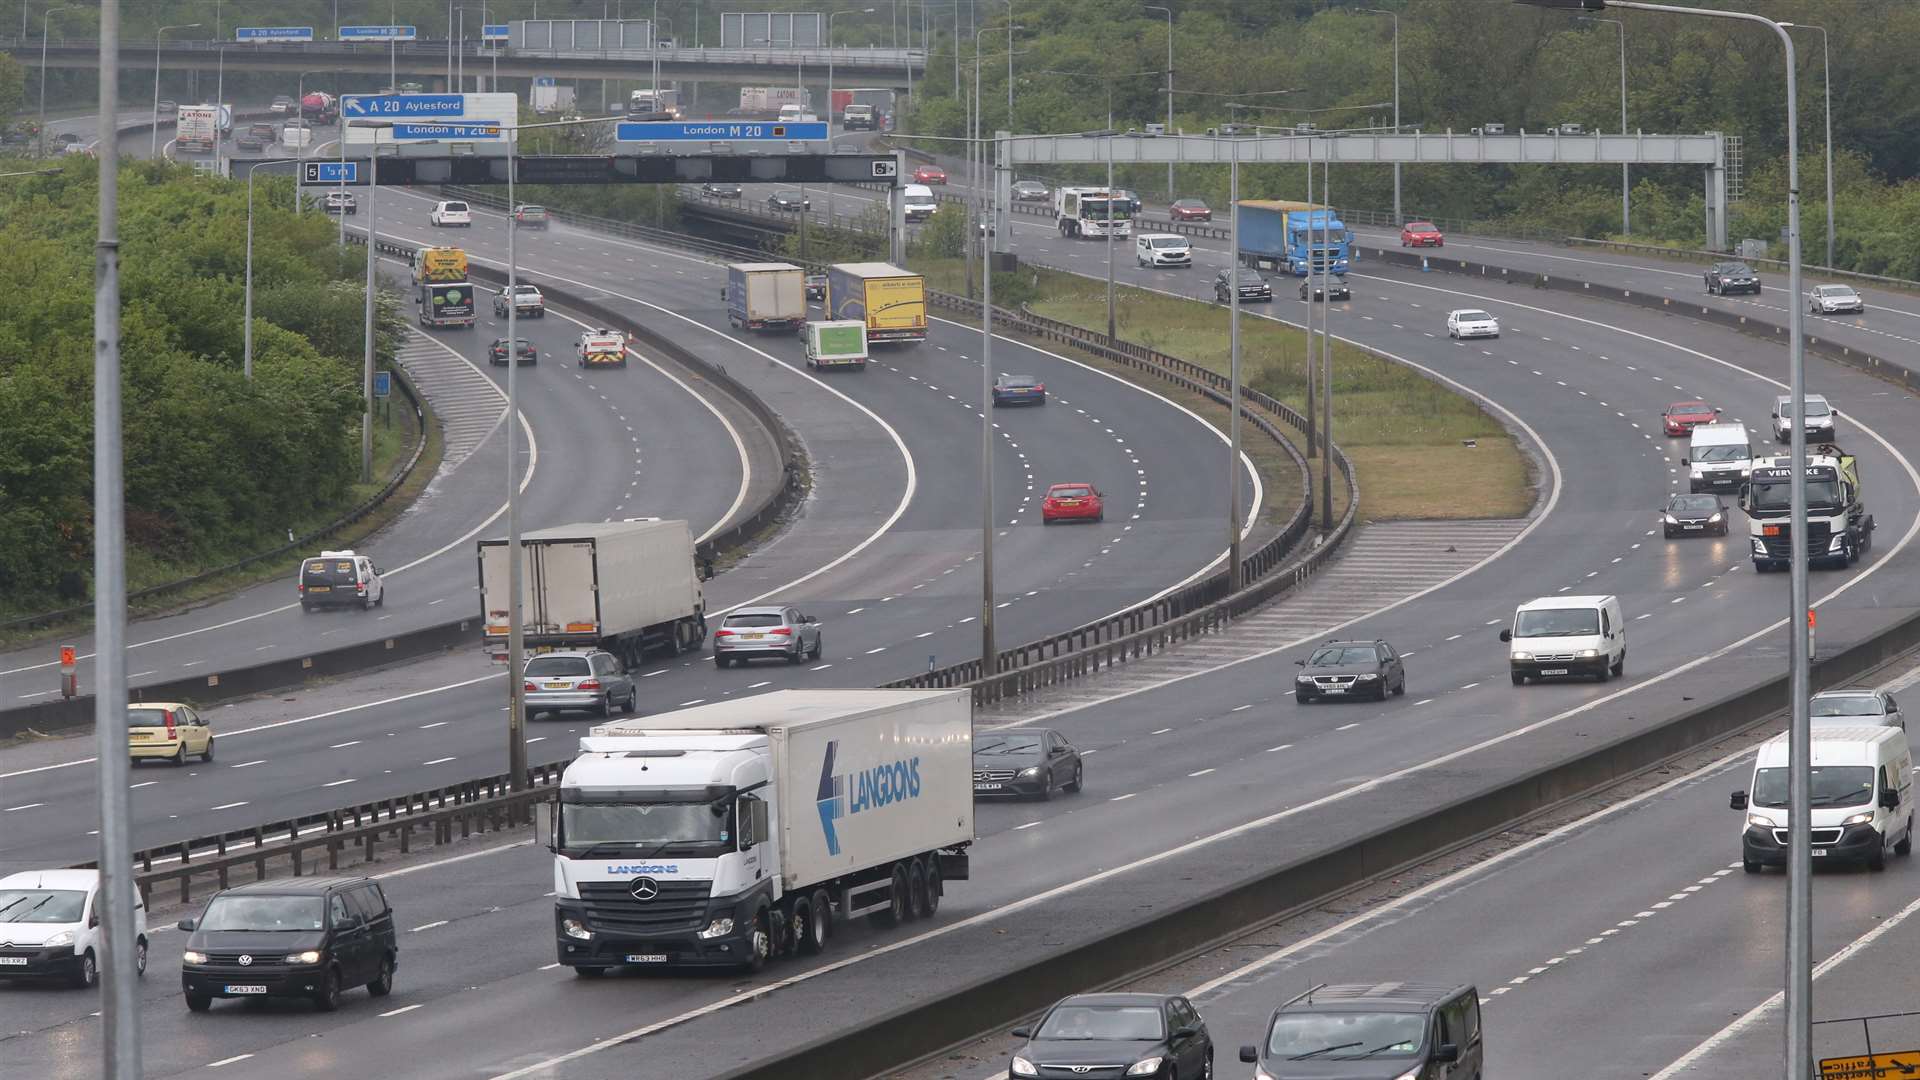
[3,37,924,88]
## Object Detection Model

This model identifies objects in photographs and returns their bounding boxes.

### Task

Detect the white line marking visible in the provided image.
[409,920,448,932]
[381,1004,424,1017]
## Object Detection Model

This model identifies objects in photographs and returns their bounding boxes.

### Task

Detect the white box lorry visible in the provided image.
[722,262,807,332]
[175,104,219,153]
[476,519,708,665]
[803,319,868,370]
[545,688,973,973]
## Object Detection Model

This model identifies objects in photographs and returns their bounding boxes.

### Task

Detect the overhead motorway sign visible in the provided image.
[301,161,363,184]
[339,25,418,42]
[616,120,829,142]
[343,94,466,119]
[236,26,314,42]
[1820,1053,1920,1079]
[482,24,510,42]
[390,123,503,140]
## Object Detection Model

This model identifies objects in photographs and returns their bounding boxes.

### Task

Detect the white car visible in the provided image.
[0,868,149,987]
[1447,308,1500,339]
[1771,392,1836,443]
[1809,284,1864,315]
[430,200,473,227]
[1135,233,1192,268]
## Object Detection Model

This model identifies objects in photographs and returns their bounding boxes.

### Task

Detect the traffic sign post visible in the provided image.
[616,120,830,143]
[59,644,76,699]
[339,25,418,42]
[235,26,314,42]
[301,161,362,185]
[390,123,502,140]
[1809,608,1817,659]
[343,94,467,119]
[373,371,392,398]
[483,24,510,42]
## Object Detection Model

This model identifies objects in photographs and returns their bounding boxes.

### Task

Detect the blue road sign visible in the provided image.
[339,25,417,42]
[342,94,466,119]
[390,122,503,140]
[482,24,510,41]
[235,26,314,42]
[616,120,829,142]
[373,371,392,398]
[301,161,360,184]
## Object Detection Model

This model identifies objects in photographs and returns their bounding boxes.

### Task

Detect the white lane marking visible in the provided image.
[410,920,448,932]
[207,1055,255,1068]
[381,1004,424,1017]
[209,801,248,811]
[3,802,45,812]
[323,778,357,787]
[1189,768,1216,777]
[422,756,457,766]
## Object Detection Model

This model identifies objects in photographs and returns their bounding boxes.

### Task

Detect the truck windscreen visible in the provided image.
[1748,478,1841,511]
[1694,444,1749,463]
[561,801,730,849]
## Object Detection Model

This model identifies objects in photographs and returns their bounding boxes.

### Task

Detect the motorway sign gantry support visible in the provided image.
[356,154,901,187]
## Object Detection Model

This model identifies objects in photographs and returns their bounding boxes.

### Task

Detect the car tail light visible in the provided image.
[715,629,735,637]
[164,710,178,740]
[297,583,305,592]
[771,627,793,636]
[524,682,537,693]
[578,679,601,690]
[1035,384,1045,393]
[356,583,367,593]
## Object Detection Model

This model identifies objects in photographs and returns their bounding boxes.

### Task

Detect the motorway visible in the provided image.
[8,120,1920,1077]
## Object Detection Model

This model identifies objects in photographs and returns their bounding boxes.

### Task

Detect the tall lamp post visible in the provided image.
[1578,15,1630,234]
[1783,23,1834,269]
[972,23,1019,676]
[37,6,72,160]
[243,157,302,381]
[1144,5,1174,201]
[1531,2,1809,1074]
[151,22,201,157]
[1359,9,1399,224]
[827,7,878,222]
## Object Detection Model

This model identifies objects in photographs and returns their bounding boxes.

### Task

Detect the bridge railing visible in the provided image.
[9,36,924,68]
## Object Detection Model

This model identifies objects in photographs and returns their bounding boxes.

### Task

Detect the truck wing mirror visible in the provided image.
[1680,457,1689,466]
[534,798,556,850]
[1499,629,1513,643]
[1730,790,1749,811]
[1880,788,1900,809]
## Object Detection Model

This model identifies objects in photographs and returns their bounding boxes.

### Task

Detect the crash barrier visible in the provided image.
[1560,236,1920,295]
[717,591,1920,1080]
[0,239,799,741]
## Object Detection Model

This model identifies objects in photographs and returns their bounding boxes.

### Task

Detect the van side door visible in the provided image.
[328,892,370,985]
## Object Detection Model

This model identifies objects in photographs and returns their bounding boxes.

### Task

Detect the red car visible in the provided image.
[1662,400,1721,435]
[1168,198,1212,222]
[1041,482,1104,524]
[913,164,947,184]
[1400,221,1444,247]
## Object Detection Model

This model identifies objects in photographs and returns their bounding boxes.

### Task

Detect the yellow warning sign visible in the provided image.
[1819,1052,1920,1079]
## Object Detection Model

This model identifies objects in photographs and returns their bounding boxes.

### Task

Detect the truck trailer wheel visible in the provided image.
[802,889,832,954]
[906,860,931,920]
[923,862,942,917]
[867,864,912,928]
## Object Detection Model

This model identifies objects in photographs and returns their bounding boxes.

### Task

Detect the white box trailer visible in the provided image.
[546,688,973,972]
[722,262,807,332]
[477,519,707,664]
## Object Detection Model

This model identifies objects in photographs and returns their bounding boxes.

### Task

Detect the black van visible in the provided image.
[1239,982,1483,1079]
[177,877,397,1013]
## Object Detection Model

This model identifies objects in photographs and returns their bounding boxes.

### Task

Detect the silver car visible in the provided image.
[713,605,822,667]
[1811,689,1904,730]
[522,650,636,721]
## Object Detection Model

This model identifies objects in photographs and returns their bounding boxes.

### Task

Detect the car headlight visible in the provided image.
[181,950,208,964]
[1011,1057,1039,1078]
[1296,674,1314,683]
[1125,1058,1164,1076]
[1830,536,1846,553]
[561,917,593,941]
[285,950,323,965]
[1748,814,1776,829]
[1842,812,1875,827]
[1752,538,1768,554]
[1576,649,1600,659]
[1709,512,1723,523]
[43,929,76,948]
[1511,651,1534,661]
[1355,673,1379,681]
[1664,514,1678,524]
[1016,766,1042,778]
[697,918,735,940]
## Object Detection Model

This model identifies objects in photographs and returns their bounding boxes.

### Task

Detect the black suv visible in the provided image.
[490,337,538,366]
[1215,268,1272,304]
[1705,261,1762,295]
[177,877,397,1013]
[1240,982,1483,1079]
[1295,639,1406,702]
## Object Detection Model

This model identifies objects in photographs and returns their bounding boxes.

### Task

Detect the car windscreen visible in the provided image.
[1513,608,1600,637]
[519,206,547,215]
[1307,647,1378,667]
[524,656,591,677]
[1036,1005,1164,1041]
[1409,222,1436,230]
[723,612,786,628]
[1150,238,1186,248]
[126,707,175,728]
[1455,310,1492,322]
[1050,486,1092,498]
[0,889,87,923]
[1668,403,1710,415]
[198,895,326,932]
[975,735,1043,756]
[302,559,356,584]
[999,377,1038,388]
[1693,444,1749,462]
[443,202,469,212]
[1811,695,1884,717]
[1752,765,1873,809]
[1669,495,1720,512]
[1265,1012,1424,1059]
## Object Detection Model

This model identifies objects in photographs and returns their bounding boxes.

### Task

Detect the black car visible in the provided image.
[177,878,397,1013]
[1300,275,1352,302]
[490,337,537,365]
[703,181,742,198]
[1010,993,1213,1080]
[767,190,811,212]
[805,272,828,300]
[1663,492,1729,537]
[1240,982,1483,1080]
[1010,179,1050,202]
[991,374,1046,407]
[1215,268,1272,303]
[1705,260,1762,295]
[1295,638,1406,702]
[973,728,1081,799]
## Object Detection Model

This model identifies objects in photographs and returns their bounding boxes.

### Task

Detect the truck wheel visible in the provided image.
[867,864,912,928]
[923,861,942,917]
[797,892,830,954]
[906,860,931,920]
[742,907,773,973]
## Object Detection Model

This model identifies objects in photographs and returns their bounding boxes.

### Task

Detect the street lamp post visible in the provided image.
[1783,23,1834,269]
[980,128,1001,678]
[1145,5,1173,201]
[1578,15,1630,234]
[828,7,879,223]
[38,6,72,160]
[152,22,201,157]
[1318,140,1334,531]
[243,157,302,381]
[1227,138,1242,591]
[1359,9,1399,224]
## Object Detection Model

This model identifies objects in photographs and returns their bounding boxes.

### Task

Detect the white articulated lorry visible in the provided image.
[476,519,708,666]
[544,688,973,974]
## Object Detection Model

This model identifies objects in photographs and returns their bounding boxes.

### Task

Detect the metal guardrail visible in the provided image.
[1560,236,1920,294]
[9,36,924,69]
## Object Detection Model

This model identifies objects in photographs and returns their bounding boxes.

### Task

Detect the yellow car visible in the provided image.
[127,702,215,766]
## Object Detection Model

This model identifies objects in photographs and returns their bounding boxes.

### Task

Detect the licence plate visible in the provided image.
[1683,524,1703,530]
[307,585,331,592]
[545,682,570,689]
[1322,687,1347,695]
[225,985,268,995]
[0,957,28,966]
[131,733,152,741]
[1540,668,1569,676]
[1811,849,1828,857]
[624,954,668,964]
[974,783,1003,791]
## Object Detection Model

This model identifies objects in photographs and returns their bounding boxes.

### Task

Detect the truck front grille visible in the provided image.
[578,880,713,935]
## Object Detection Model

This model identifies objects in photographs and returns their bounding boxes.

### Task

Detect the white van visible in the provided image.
[1731,726,1914,872]
[1135,233,1192,268]
[1499,594,1625,684]
[1684,422,1753,492]
[902,183,938,222]
[0,868,149,986]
